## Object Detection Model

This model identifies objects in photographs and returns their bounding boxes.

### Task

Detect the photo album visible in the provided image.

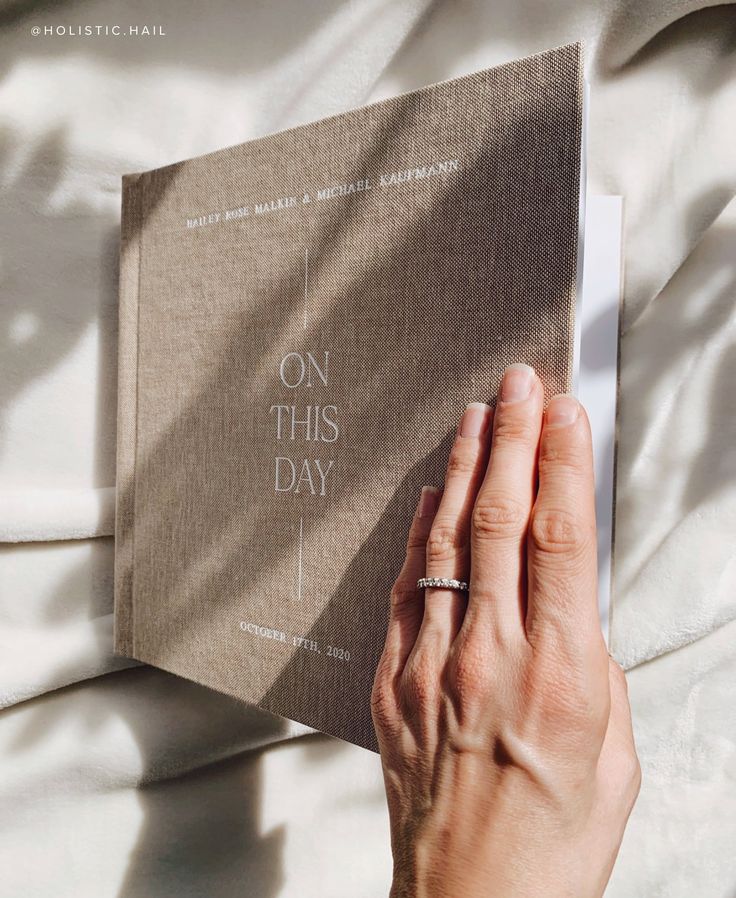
[114,41,623,751]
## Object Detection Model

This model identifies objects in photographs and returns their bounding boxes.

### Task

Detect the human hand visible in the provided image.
[371,363,640,898]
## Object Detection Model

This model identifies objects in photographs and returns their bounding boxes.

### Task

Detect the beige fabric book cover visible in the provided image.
[114,41,585,752]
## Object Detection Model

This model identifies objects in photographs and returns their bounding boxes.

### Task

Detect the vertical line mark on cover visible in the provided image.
[303,247,308,329]
[297,515,304,600]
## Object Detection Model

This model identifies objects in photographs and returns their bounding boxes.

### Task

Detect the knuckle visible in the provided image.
[539,685,602,742]
[530,652,606,734]
[446,442,477,478]
[449,643,492,702]
[493,410,537,446]
[426,522,466,566]
[370,675,396,732]
[406,532,427,551]
[539,434,589,477]
[620,745,641,780]
[472,492,527,541]
[390,580,417,609]
[406,518,430,551]
[612,747,642,800]
[401,651,437,709]
[530,505,592,558]
[603,747,642,807]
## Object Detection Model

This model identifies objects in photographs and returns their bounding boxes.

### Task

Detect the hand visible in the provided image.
[371,363,640,898]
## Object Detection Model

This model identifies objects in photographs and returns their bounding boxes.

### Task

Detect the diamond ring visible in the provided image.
[416,577,469,592]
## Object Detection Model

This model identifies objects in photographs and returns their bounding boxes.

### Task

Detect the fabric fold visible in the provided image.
[0,488,116,543]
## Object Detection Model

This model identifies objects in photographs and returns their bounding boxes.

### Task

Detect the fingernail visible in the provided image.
[460,402,491,438]
[546,393,579,425]
[417,485,440,518]
[500,363,535,403]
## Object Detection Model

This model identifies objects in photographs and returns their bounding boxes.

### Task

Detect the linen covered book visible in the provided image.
[114,42,588,752]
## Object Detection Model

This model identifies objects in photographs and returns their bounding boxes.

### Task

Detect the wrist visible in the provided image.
[389,836,470,898]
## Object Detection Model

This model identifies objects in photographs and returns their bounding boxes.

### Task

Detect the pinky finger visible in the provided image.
[380,486,441,679]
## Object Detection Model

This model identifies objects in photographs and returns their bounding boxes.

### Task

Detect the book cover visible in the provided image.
[114,41,585,752]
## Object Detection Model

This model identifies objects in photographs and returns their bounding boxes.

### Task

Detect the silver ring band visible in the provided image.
[417,577,469,592]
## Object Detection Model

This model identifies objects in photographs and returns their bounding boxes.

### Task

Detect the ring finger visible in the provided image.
[411,402,493,657]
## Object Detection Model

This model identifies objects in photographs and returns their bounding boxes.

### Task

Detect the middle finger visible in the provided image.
[464,363,544,642]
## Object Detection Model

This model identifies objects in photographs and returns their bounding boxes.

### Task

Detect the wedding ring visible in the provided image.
[417,577,469,592]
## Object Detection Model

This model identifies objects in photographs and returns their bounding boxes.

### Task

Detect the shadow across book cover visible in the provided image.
[114,42,585,751]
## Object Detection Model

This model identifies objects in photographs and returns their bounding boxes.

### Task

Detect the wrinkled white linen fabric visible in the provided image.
[0,1,734,896]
